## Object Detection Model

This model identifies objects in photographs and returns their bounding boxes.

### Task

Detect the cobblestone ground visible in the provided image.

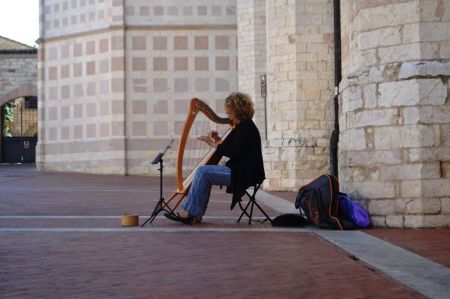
[0,164,447,298]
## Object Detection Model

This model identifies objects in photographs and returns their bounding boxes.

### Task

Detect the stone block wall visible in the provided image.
[0,55,37,106]
[38,0,237,175]
[341,0,450,75]
[339,0,450,227]
[262,0,335,190]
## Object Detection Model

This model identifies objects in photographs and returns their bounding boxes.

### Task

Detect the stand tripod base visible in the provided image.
[140,192,187,227]
[141,199,172,227]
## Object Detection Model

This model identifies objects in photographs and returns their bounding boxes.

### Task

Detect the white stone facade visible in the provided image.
[38,0,237,175]
[255,0,334,191]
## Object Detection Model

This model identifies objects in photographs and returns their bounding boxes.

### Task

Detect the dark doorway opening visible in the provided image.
[1,96,38,163]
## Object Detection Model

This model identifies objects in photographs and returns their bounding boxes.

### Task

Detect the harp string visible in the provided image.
[183,112,216,178]
[182,111,229,183]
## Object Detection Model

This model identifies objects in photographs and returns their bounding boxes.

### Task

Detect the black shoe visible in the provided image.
[164,212,201,225]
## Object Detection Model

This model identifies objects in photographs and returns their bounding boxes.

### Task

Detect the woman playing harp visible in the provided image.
[165,92,265,224]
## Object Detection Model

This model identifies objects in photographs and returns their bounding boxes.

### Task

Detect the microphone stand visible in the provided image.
[141,139,175,227]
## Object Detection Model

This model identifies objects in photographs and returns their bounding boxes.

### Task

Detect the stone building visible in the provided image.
[0,36,38,163]
[37,0,237,174]
[38,0,450,227]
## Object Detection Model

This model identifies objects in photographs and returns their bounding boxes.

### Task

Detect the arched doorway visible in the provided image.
[0,96,38,163]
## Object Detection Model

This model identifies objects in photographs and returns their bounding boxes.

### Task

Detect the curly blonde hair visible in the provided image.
[225,92,255,120]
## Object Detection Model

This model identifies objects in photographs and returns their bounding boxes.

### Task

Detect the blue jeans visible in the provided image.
[182,165,231,219]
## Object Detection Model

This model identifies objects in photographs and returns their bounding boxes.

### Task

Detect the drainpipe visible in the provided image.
[330,0,341,177]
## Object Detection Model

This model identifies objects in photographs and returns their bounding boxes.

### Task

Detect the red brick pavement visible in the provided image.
[0,232,424,299]
[0,164,276,218]
[0,165,443,298]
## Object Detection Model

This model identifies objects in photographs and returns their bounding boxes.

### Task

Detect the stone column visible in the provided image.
[36,0,46,169]
[110,0,128,175]
[264,0,335,190]
[339,0,450,228]
[236,0,267,139]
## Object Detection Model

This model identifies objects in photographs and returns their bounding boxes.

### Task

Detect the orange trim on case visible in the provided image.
[326,175,343,230]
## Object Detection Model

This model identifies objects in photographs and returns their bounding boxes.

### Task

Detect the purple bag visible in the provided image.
[338,193,371,228]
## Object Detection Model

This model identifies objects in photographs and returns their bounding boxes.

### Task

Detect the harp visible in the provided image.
[164,97,233,211]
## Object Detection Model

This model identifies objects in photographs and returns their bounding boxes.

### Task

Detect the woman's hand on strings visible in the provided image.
[208,130,221,143]
[197,131,221,148]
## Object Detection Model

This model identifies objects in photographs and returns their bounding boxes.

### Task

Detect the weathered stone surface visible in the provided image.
[382,62,401,82]
[407,147,450,162]
[386,215,404,228]
[358,1,418,31]
[404,215,450,228]
[374,125,436,149]
[339,129,366,151]
[398,60,450,79]
[402,107,420,124]
[443,124,450,146]
[363,84,377,108]
[405,198,441,214]
[379,163,441,180]
[348,166,380,182]
[442,198,450,214]
[378,44,421,66]
[368,199,397,215]
[358,49,378,69]
[400,180,422,198]
[395,198,407,213]
[401,23,421,44]
[338,78,356,92]
[346,182,396,199]
[420,22,450,42]
[368,65,385,83]
[378,79,447,107]
[370,216,386,227]
[442,161,450,178]
[403,106,450,125]
[418,0,450,22]
[340,150,402,166]
[422,179,450,197]
[346,109,398,128]
[342,85,363,112]
[358,26,402,50]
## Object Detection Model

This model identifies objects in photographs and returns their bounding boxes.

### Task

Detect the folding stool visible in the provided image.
[237,183,272,224]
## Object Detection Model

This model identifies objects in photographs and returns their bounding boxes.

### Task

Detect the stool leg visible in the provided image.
[237,200,251,223]
[253,200,272,224]
[237,184,272,224]
[248,196,255,224]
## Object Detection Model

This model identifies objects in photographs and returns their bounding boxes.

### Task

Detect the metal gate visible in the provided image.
[1,96,38,163]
